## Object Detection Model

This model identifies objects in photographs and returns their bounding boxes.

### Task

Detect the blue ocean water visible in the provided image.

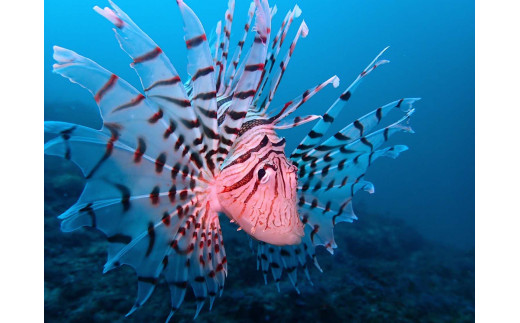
[44,0,474,321]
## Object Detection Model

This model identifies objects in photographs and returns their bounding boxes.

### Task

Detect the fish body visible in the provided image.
[217,120,303,246]
[45,0,419,320]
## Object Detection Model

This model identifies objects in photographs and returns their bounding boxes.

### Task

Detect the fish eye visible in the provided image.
[258,168,271,184]
[257,168,266,180]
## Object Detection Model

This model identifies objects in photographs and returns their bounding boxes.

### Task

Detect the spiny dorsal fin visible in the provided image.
[216,0,271,165]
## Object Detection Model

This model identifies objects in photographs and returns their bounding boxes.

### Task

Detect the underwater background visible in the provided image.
[44,0,475,322]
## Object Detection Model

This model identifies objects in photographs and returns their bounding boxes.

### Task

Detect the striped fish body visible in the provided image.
[217,122,303,245]
[45,0,420,319]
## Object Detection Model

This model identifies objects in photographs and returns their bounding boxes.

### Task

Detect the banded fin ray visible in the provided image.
[222,1,256,96]
[254,4,301,108]
[270,75,340,123]
[273,115,322,130]
[177,0,220,173]
[308,98,420,157]
[262,15,308,112]
[211,21,222,65]
[52,47,202,175]
[47,121,229,317]
[255,226,321,291]
[297,111,415,183]
[215,0,235,95]
[94,2,209,173]
[44,122,198,196]
[164,204,227,319]
[297,181,374,253]
[45,121,204,310]
[291,47,391,160]
[217,0,271,164]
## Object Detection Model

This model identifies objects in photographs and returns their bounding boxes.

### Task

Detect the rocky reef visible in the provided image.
[45,157,474,323]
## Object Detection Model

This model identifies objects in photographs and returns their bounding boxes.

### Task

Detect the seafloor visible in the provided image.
[44,157,475,323]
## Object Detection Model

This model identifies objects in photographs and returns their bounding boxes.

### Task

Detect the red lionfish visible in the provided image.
[45,0,419,320]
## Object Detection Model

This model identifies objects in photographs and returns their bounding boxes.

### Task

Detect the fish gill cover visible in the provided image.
[44,0,475,322]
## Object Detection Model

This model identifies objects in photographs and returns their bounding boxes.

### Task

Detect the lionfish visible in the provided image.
[45,0,419,320]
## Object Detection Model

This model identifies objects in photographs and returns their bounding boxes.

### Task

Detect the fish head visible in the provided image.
[217,135,304,246]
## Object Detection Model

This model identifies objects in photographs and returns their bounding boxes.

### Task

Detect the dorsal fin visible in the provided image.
[216,0,272,165]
